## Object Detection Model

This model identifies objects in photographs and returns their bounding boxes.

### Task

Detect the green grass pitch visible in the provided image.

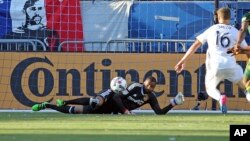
[0,112,249,141]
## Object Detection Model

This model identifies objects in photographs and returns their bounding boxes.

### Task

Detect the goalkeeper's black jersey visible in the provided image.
[112,82,171,114]
[121,82,156,110]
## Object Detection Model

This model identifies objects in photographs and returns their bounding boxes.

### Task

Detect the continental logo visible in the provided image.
[9,56,247,107]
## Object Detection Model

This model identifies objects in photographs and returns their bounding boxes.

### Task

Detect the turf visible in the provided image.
[0,112,249,141]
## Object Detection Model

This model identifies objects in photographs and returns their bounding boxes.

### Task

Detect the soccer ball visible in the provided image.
[110,77,127,94]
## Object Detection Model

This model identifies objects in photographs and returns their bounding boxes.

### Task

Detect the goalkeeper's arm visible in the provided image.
[149,95,173,115]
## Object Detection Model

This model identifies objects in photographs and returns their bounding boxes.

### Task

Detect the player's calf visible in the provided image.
[219,94,227,114]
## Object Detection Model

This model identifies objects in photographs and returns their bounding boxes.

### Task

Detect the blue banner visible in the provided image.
[128,1,250,52]
[0,0,12,38]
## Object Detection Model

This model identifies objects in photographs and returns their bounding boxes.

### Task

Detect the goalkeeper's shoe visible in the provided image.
[32,102,48,111]
[170,92,185,106]
[219,94,227,114]
[56,99,66,107]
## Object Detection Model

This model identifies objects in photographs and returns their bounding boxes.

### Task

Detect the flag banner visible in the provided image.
[0,0,84,51]
[81,1,131,51]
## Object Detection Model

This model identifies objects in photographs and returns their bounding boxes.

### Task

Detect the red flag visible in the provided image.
[46,0,84,52]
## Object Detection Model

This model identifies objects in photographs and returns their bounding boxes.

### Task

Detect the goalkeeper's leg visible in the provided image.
[46,104,77,114]
[57,96,104,109]
[56,97,92,106]
[57,89,115,107]
[32,102,94,114]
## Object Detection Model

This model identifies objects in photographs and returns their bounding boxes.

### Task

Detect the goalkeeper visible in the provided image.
[229,11,250,102]
[32,76,184,115]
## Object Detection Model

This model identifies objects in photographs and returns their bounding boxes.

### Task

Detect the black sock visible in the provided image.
[162,104,174,114]
[46,104,75,114]
[197,102,201,106]
[64,97,90,105]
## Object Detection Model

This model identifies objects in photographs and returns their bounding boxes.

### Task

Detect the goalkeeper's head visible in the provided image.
[216,7,231,24]
[143,76,156,93]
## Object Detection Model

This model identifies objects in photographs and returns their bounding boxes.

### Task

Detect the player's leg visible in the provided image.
[56,97,98,106]
[227,63,250,102]
[56,96,104,109]
[237,80,246,92]
[243,61,250,102]
[56,90,114,108]
[47,103,110,114]
[231,66,250,102]
[205,71,222,101]
[205,57,223,101]
[205,69,226,113]
[192,91,209,110]
[228,64,246,92]
[32,102,75,113]
[244,80,250,102]
[32,101,93,114]
[89,89,116,109]
[45,104,77,114]
[89,96,104,109]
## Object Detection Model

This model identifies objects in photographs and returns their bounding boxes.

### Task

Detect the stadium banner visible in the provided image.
[0,0,84,51]
[81,1,132,51]
[129,2,215,40]
[128,1,250,52]
[0,52,249,110]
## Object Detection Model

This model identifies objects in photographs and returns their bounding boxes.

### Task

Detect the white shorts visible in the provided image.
[205,64,243,89]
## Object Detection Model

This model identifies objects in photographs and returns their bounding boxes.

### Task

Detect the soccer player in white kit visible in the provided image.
[175,7,248,114]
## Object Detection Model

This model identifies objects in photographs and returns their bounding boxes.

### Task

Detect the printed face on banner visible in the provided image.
[25,1,44,25]
[10,0,47,33]
[2,0,83,51]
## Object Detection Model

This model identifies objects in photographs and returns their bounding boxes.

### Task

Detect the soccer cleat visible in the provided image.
[56,99,65,107]
[219,94,227,114]
[32,102,48,111]
[171,92,185,106]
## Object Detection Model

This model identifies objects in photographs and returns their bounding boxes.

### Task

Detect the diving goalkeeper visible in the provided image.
[32,76,184,115]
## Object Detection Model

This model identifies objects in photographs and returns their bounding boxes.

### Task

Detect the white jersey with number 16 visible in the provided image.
[197,24,248,69]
